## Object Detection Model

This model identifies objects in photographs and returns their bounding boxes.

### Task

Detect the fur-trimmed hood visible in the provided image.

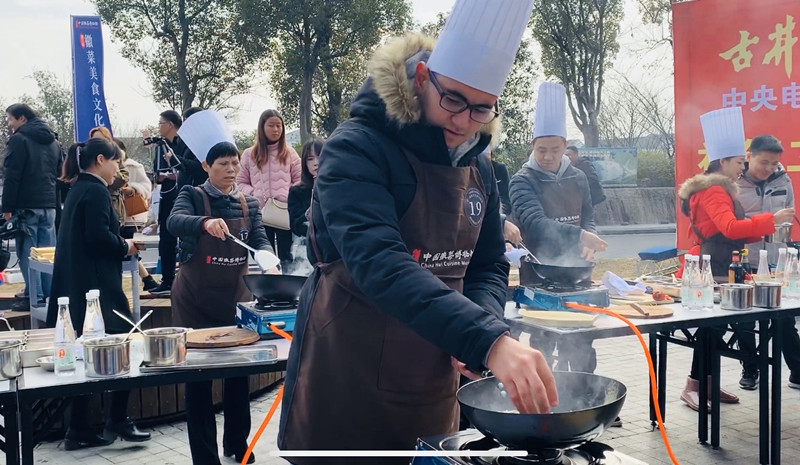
[678,173,739,201]
[365,33,501,139]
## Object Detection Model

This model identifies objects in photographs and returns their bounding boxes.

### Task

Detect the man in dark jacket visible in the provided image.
[510,83,607,374]
[280,1,557,460]
[566,145,606,206]
[3,104,59,308]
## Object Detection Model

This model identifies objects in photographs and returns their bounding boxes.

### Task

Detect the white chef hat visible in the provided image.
[531,82,568,140]
[177,110,236,163]
[700,106,746,162]
[427,0,534,97]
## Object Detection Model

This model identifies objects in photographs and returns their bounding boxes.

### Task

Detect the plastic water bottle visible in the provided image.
[689,256,704,311]
[785,248,800,299]
[681,254,695,308]
[82,289,105,341]
[54,297,77,377]
[756,249,770,279]
[776,247,788,284]
[700,254,715,310]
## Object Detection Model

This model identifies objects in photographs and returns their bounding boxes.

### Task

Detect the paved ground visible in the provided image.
[29,323,800,465]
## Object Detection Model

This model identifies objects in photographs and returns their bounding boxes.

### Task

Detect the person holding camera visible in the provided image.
[147,110,186,296]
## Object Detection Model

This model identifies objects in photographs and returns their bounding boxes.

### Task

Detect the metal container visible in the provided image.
[719,283,754,311]
[767,222,792,243]
[0,340,23,380]
[754,281,782,308]
[83,336,130,378]
[142,327,188,367]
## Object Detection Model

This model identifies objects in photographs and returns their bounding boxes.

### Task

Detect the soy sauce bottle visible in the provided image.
[729,251,745,284]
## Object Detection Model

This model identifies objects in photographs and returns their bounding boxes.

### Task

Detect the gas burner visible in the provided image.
[254,299,299,311]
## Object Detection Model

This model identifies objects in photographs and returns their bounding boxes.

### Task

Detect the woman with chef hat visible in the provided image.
[677,106,794,411]
[166,110,277,465]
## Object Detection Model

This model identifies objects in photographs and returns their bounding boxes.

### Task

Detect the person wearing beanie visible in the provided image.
[278,1,557,462]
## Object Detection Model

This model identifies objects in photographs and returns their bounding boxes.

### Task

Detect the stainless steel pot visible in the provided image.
[142,327,188,367]
[0,340,23,380]
[767,222,793,243]
[754,281,782,308]
[84,336,130,378]
[720,283,754,311]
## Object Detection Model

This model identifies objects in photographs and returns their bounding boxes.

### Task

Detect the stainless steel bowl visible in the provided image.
[754,281,782,308]
[84,336,130,378]
[0,339,23,380]
[142,327,188,367]
[767,223,792,243]
[720,283,754,311]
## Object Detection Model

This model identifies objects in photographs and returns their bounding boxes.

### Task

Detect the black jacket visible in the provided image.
[288,183,312,238]
[2,117,60,211]
[573,157,606,206]
[510,160,595,263]
[303,34,510,371]
[492,160,511,215]
[173,137,208,188]
[167,183,272,263]
[46,174,132,334]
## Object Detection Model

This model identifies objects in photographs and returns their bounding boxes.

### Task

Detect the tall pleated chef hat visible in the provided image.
[177,110,236,163]
[700,106,746,162]
[426,0,534,97]
[531,82,568,140]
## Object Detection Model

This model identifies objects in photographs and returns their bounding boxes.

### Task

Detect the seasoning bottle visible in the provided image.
[54,297,77,377]
[740,249,752,283]
[729,251,745,284]
[82,289,105,341]
[756,249,770,279]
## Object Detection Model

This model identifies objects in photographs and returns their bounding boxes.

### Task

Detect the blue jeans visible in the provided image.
[16,209,56,301]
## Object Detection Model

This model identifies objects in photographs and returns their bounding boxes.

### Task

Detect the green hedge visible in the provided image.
[637,150,675,187]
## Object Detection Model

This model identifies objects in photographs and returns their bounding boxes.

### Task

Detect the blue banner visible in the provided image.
[71,15,112,142]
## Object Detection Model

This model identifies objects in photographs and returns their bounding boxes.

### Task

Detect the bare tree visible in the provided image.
[532,0,624,147]
[635,0,691,48]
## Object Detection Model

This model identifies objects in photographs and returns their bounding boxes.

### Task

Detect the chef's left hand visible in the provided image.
[451,357,482,381]
[203,218,230,240]
[581,247,596,261]
[503,220,522,245]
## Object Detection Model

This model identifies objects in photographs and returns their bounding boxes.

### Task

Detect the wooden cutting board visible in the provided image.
[607,304,674,319]
[186,328,260,348]
[518,309,599,328]
[610,294,675,305]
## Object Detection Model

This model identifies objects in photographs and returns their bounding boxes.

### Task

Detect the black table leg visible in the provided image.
[649,332,657,426]
[19,395,32,465]
[658,333,668,425]
[759,318,770,465]
[710,328,721,449]
[2,389,19,465]
[698,329,709,444]
[772,318,783,465]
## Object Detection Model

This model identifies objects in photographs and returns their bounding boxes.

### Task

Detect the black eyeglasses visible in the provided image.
[428,71,499,124]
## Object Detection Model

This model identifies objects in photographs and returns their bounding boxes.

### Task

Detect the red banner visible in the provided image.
[673,0,800,250]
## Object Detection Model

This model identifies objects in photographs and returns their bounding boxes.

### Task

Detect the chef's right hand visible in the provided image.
[774,208,795,225]
[580,230,608,253]
[203,218,230,240]
[486,335,558,414]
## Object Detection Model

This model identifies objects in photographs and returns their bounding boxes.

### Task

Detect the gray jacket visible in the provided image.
[738,166,794,263]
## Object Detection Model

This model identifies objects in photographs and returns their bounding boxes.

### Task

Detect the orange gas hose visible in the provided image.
[565,302,680,465]
[240,324,292,465]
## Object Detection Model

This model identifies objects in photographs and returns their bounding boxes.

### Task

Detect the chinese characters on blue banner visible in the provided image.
[71,16,112,141]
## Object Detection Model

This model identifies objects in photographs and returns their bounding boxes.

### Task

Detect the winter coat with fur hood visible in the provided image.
[678,173,775,248]
[287,33,510,371]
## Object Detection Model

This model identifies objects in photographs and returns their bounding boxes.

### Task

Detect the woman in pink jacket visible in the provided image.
[237,109,301,270]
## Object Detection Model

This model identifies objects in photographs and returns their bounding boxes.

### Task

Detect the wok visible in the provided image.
[458,372,626,451]
[243,274,308,302]
[521,256,595,286]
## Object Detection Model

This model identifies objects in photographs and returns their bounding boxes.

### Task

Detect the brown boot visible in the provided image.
[680,377,711,413]
[707,376,740,403]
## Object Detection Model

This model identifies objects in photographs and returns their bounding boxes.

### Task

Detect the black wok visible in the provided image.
[521,256,595,286]
[458,372,626,450]
[243,274,308,302]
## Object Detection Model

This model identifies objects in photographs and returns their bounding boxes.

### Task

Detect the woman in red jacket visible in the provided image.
[677,107,794,411]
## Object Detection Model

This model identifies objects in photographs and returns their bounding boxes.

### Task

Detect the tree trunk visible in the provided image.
[581,123,600,147]
[299,64,315,144]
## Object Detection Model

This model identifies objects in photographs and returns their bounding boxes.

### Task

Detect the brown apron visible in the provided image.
[171,188,252,329]
[690,196,746,281]
[280,151,487,464]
